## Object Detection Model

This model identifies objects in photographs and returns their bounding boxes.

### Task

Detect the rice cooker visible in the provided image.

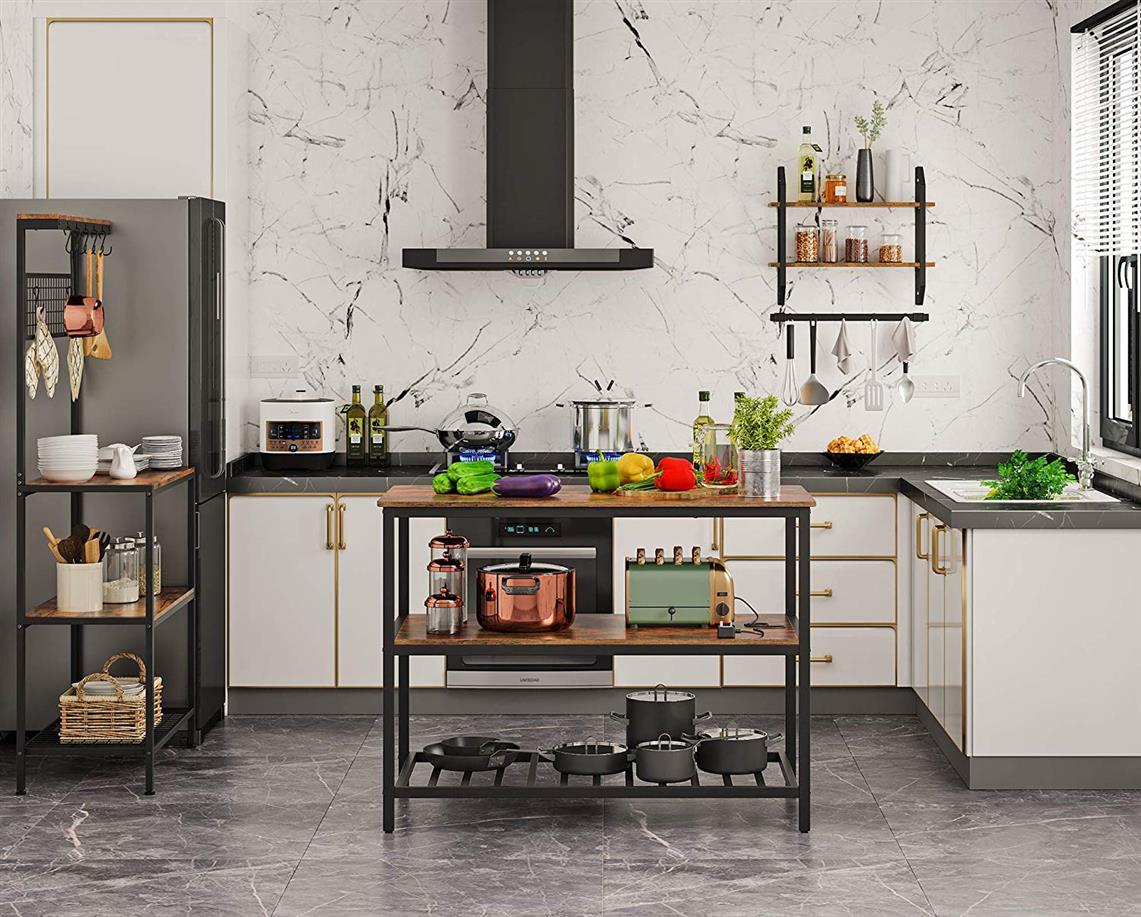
[259,390,337,471]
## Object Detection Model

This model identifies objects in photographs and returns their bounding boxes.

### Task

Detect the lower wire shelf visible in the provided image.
[25,707,194,756]
[394,749,798,798]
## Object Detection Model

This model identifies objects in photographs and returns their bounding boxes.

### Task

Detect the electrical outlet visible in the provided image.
[911,374,960,398]
[249,355,297,378]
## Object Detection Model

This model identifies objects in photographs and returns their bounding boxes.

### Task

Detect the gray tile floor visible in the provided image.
[1,714,1140,915]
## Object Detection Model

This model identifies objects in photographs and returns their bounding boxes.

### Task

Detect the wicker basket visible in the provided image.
[59,652,163,744]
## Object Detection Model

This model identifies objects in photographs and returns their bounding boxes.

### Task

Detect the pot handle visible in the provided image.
[694,711,713,723]
[767,732,783,744]
[608,712,629,724]
[503,577,541,596]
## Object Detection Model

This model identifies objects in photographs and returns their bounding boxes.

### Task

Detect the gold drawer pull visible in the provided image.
[337,502,347,550]
[809,521,833,530]
[931,524,948,576]
[810,654,834,664]
[795,588,833,598]
[325,503,335,550]
[915,512,929,560]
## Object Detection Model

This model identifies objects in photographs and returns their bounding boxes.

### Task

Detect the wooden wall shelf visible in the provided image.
[769,201,935,208]
[769,261,936,269]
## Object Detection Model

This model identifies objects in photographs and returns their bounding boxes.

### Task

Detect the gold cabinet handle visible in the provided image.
[325,503,335,550]
[915,512,930,560]
[711,518,720,552]
[337,502,347,550]
[931,523,948,576]
[811,655,834,663]
[809,521,833,530]
[796,588,833,597]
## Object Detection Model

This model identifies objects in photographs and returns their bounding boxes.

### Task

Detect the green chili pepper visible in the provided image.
[447,460,496,481]
[431,473,454,495]
[455,473,500,495]
[587,459,621,493]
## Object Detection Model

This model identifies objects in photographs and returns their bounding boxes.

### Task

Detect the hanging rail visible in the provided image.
[769,312,928,323]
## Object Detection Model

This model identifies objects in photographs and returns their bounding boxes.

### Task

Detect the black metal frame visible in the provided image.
[774,165,928,307]
[381,501,812,833]
[14,215,200,797]
[1101,254,1141,456]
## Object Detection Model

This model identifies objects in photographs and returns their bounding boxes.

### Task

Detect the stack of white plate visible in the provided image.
[141,435,183,469]
[37,434,98,482]
[96,446,150,476]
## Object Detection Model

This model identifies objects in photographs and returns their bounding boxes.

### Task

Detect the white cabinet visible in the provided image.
[229,496,336,687]
[910,510,931,706]
[722,495,896,558]
[337,496,384,687]
[612,517,720,687]
[728,559,896,625]
[921,520,965,750]
[723,627,896,686]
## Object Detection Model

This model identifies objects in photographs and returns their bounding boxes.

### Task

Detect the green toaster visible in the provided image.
[625,556,735,626]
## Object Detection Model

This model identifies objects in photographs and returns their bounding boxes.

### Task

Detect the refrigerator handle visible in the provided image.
[209,216,226,480]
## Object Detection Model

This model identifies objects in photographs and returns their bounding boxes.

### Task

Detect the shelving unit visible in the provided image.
[13,214,200,797]
[772,165,932,307]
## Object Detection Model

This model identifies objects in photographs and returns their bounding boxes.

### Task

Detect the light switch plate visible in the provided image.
[249,355,297,378]
[911,374,960,398]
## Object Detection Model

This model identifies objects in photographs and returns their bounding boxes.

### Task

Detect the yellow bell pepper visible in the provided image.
[617,452,655,484]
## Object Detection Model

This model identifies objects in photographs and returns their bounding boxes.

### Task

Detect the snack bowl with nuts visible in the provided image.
[825,434,882,471]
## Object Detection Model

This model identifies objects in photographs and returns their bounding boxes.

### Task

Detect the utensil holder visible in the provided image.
[57,562,103,612]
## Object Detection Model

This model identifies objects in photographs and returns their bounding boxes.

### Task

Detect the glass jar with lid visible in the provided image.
[794,219,819,263]
[428,531,468,619]
[135,532,161,596]
[699,423,739,491]
[103,538,139,604]
[823,173,848,203]
[845,225,869,263]
[879,232,903,263]
[424,587,463,635]
[820,219,839,263]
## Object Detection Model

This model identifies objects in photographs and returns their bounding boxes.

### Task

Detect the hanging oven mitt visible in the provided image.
[34,304,59,398]
[890,317,917,363]
[830,318,855,375]
[83,250,112,360]
[67,338,84,401]
[24,341,40,399]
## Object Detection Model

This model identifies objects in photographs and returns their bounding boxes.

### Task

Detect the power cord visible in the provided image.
[733,595,789,637]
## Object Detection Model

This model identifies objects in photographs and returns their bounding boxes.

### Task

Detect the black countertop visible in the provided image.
[227,452,1141,529]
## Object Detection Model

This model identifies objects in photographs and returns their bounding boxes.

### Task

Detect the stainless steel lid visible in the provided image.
[428,530,470,550]
[566,399,637,407]
[698,727,769,742]
[481,552,569,576]
[626,686,695,704]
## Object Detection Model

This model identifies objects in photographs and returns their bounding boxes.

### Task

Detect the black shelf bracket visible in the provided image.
[915,166,927,305]
[776,166,787,306]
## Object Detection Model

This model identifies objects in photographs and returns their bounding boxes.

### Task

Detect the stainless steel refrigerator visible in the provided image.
[1,198,226,734]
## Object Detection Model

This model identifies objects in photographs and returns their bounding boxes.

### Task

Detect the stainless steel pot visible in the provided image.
[477,552,575,632]
[556,399,651,455]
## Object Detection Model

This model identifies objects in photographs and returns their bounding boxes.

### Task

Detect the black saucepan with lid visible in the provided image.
[686,726,782,776]
[609,684,712,747]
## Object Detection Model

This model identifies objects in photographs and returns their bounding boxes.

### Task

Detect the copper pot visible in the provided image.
[477,553,575,632]
[64,248,104,337]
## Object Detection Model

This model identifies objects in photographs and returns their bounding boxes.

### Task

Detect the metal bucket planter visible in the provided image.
[738,449,781,498]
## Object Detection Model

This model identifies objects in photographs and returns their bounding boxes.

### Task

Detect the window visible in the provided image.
[1074,1,1141,456]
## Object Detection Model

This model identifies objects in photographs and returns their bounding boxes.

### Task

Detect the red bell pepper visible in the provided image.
[655,457,696,491]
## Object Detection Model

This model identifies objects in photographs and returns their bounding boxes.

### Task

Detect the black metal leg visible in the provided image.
[144,492,155,796]
[382,509,396,834]
[798,508,811,832]
[784,515,796,768]
[186,476,199,747]
[397,517,410,766]
[15,623,25,795]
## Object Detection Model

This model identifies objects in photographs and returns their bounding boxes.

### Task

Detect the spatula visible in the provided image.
[864,319,885,411]
[799,321,829,406]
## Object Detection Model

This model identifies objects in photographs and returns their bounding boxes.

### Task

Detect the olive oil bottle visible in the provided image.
[692,390,714,472]
[345,385,367,467]
[797,126,821,202]
[368,384,389,467]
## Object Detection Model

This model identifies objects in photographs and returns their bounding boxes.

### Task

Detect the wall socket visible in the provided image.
[910,374,961,398]
[249,355,298,378]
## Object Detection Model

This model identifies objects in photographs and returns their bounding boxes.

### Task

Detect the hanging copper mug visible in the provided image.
[64,243,104,337]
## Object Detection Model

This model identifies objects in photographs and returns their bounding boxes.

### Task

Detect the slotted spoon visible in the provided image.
[864,319,885,411]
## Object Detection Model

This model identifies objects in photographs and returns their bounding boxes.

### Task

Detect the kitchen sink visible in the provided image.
[924,479,1121,505]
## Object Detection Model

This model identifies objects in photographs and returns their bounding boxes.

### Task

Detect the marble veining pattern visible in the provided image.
[2,713,1141,915]
[228,0,1070,456]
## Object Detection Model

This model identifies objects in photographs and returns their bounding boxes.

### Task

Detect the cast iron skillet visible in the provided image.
[439,735,514,756]
[422,741,522,772]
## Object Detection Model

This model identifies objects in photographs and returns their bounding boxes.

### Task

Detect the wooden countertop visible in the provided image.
[377,483,814,510]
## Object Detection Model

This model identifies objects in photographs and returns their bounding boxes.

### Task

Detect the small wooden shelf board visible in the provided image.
[25,587,194,626]
[22,468,194,494]
[17,212,113,224]
[770,261,936,268]
[769,201,935,208]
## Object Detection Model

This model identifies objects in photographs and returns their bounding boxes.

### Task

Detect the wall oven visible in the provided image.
[445,516,613,687]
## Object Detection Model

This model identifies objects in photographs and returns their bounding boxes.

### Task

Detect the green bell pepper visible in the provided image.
[587,459,621,493]
[431,472,454,494]
[447,460,496,482]
[455,473,499,495]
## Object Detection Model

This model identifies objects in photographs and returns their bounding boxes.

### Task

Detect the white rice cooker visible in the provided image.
[259,390,337,471]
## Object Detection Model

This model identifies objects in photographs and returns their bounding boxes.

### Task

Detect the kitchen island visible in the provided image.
[377,484,816,833]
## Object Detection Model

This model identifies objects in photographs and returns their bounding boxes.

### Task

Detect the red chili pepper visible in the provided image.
[656,458,696,491]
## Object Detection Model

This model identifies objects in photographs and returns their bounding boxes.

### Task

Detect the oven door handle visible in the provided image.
[466,547,596,559]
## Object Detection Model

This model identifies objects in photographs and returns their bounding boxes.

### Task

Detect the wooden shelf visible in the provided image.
[769,201,935,208]
[378,483,814,510]
[22,468,194,494]
[25,587,194,626]
[17,212,112,225]
[770,261,935,268]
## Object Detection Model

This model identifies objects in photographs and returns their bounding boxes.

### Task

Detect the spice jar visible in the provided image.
[134,532,161,596]
[820,219,839,263]
[795,220,819,263]
[424,587,463,635]
[103,538,139,604]
[845,225,869,263]
[823,173,848,204]
[879,232,903,264]
[429,531,469,619]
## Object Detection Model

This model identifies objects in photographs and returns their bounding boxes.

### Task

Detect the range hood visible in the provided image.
[402,0,653,272]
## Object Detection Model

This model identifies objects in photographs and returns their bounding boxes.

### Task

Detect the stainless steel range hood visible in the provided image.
[402,0,653,272]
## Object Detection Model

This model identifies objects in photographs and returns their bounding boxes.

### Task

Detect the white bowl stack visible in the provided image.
[37,434,98,483]
[140,435,183,470]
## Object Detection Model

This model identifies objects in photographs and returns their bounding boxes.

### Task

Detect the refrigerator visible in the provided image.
[0,198,227,734]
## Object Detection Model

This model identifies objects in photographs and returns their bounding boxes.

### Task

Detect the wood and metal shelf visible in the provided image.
[378,484,816,834]
[13,213,200,796]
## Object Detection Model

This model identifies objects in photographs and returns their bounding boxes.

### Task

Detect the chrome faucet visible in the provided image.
[1017,358,1094,489]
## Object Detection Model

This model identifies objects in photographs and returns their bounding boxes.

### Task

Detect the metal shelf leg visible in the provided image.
[144,492,155,795]
[398,517,409,765]
[784,515,796,767]
[798,508,811,832]
[382,510,396,833]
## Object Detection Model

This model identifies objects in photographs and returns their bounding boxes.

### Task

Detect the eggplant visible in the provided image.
[492,473,562,498]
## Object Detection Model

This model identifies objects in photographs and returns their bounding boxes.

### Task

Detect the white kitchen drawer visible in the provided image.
[722,495,896,558]
[722,626,896,686]
[729,559,896,625]
[614,656,720,688]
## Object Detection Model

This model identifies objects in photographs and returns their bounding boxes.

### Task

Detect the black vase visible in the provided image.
[856,148,874,202]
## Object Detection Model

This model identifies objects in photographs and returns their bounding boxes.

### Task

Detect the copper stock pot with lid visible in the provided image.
[477,552,575,632]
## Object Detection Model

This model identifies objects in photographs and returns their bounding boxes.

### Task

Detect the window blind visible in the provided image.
[1073,2,1141,255]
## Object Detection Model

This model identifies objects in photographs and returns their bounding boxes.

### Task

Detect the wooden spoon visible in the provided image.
[42,526,66,563]
[84,250,112,359]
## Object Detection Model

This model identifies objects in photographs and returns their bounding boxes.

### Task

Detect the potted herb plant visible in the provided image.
[853,99,886,203]
[729,394,796,498]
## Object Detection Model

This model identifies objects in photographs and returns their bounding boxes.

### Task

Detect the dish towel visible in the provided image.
[891,317,917,363]
[831,319,855,374]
